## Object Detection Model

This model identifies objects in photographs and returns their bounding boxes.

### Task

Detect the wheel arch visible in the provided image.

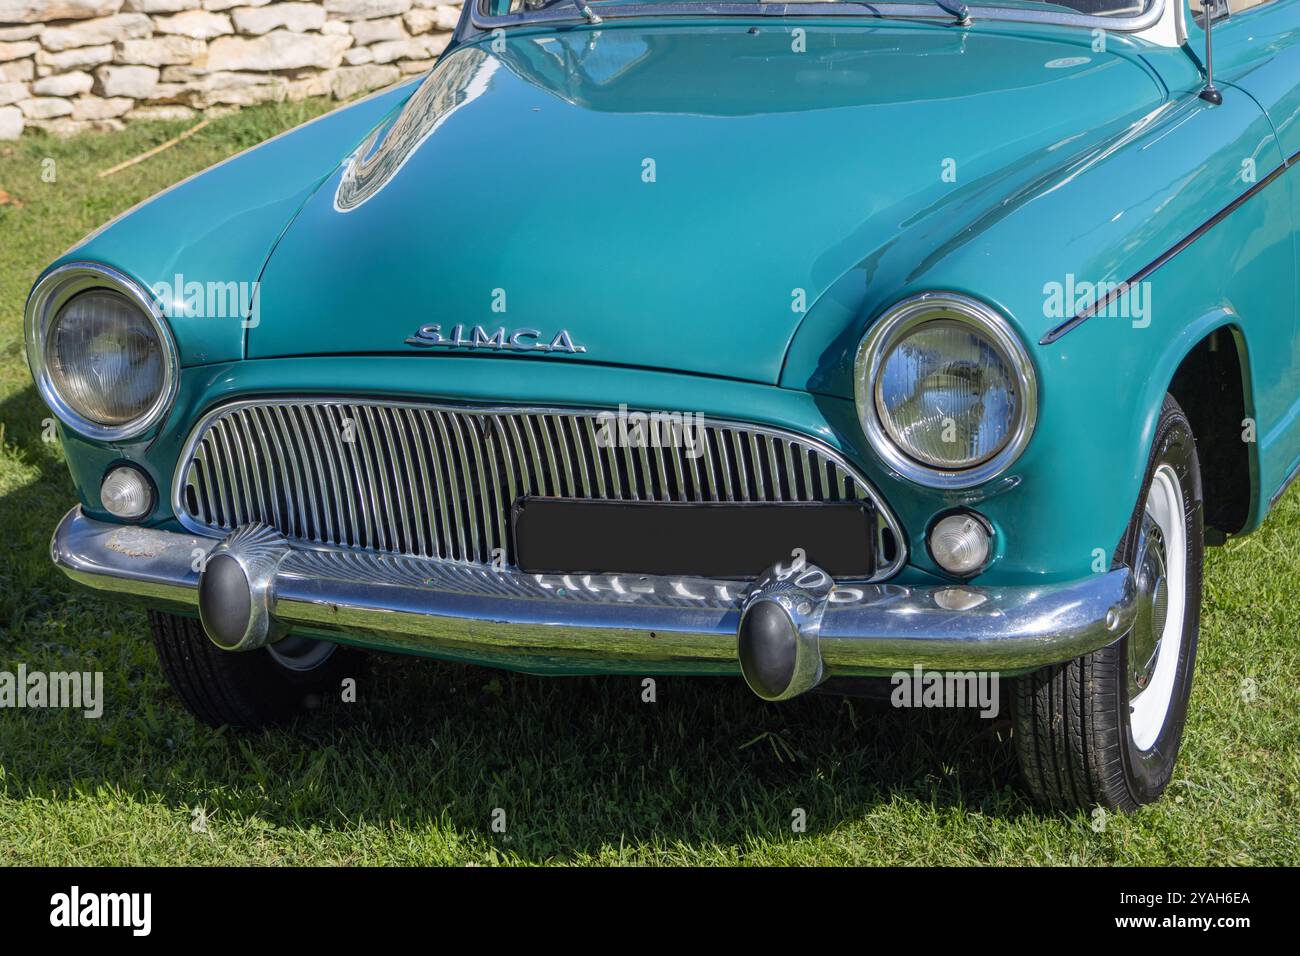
[1162,315,1259,541]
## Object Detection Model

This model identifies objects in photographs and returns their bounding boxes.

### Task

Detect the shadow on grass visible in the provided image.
[0,384,1036,862]
[0,382,79,630]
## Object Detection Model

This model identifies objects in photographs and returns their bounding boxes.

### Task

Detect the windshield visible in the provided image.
[487,0,1151,21]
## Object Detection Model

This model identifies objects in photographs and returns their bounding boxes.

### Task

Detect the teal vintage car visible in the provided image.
[26,0,1300,812]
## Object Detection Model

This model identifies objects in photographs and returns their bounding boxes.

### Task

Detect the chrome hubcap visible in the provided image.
[1129,520,1167,696]
[267,634,337,673]
[1127,463,1187,751]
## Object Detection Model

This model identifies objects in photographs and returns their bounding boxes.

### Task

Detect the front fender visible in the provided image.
[780,82,1292,583]
[36,80,420,368]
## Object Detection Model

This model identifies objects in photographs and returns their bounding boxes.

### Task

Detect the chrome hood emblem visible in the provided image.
[405,323,587,354]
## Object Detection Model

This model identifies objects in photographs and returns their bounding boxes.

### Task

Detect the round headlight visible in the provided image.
[876,319,1019,469]
[25,263,178,441]
[855,293,1036,488]
[48,290,166,426]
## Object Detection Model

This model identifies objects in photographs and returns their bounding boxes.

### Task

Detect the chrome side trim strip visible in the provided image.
[1040,148,1300,346]
[53,508,1135,673]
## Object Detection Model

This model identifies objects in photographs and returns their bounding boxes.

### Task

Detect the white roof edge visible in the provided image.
[1134,0,1187,46]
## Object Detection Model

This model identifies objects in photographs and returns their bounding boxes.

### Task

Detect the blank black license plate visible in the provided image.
[512,498,875,578]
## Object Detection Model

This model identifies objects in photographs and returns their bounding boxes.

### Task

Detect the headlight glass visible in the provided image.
[25,262,178,441]
[876,319,1018,469]
[47,290,166,426]
[855,294,1037,489]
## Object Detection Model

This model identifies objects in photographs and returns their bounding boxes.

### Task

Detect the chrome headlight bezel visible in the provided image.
[24,261,179,442]
[854,292,1038,489]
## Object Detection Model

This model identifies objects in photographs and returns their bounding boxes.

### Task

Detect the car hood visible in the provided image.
[249,22,1164,383]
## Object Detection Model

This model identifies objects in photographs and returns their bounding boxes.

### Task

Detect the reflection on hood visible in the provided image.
[335,47,496,212]
[332,22,986,212]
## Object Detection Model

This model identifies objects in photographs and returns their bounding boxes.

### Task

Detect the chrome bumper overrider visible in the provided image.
[51,507,1135,678]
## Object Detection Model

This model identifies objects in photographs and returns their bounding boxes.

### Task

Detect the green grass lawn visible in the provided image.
[0,106,1297,866]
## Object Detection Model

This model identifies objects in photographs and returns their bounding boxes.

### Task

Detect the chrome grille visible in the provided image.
[175,399,904,578]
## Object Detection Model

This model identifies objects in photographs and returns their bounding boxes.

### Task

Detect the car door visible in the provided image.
[1190,0,1300,499]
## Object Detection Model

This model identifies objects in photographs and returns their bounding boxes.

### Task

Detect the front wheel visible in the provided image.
[1013,394,1203,812]
[149,610,362,729]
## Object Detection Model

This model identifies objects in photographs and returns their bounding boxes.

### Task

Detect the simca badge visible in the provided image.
[404,323,587,354]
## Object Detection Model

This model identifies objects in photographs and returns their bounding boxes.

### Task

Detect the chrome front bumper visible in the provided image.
[51,507,1135,677]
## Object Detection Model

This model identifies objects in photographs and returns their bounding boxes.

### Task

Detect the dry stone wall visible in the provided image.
[0,0,463,138]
